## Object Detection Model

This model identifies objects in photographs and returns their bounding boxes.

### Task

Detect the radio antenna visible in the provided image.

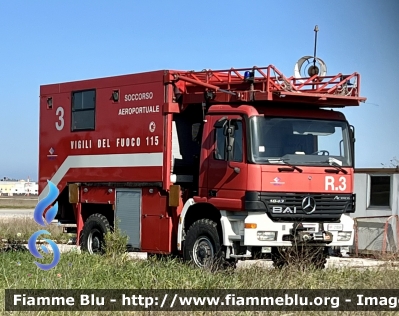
[313,25,319,72]
[294,25,327,80]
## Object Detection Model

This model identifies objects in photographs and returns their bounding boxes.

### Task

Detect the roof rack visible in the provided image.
[171,65,366,107]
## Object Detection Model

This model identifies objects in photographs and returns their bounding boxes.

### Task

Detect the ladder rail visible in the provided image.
[172,65,365,103]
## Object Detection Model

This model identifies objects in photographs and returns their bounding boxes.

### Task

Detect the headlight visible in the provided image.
[337,232,352,241]
[257,231,277,241]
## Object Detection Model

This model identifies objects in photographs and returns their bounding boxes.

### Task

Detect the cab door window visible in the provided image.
[214,119,243,162]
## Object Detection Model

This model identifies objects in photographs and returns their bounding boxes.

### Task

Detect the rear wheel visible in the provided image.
[80,213,111,254]
[183,219,225,270]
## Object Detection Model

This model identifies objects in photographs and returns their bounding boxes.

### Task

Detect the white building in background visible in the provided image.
[353,168,399,218]
[0,179,38,196]
[24,181,38,195]
[351,167,399,254]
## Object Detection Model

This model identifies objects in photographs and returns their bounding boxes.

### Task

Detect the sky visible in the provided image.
[0,0,398,181]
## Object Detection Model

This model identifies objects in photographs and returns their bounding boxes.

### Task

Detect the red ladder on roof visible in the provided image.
[171,65,366,107]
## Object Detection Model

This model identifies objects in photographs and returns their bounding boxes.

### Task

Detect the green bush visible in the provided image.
[103,220,129,261]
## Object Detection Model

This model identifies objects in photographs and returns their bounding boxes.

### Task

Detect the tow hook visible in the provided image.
[302,233,311,242]
[297,231,333,243]
[322,231,333,242]
[291,223,333,243]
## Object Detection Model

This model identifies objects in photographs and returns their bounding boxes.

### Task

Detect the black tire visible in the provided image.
[80,213,111,254]
[183,219,224,270]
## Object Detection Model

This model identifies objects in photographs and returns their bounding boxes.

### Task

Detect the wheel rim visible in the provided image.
[192,236,214,268]
[87,229,103,254]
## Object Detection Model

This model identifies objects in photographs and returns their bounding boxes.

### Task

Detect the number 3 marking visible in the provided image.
[55,107,64,131]
[338,176,346,191]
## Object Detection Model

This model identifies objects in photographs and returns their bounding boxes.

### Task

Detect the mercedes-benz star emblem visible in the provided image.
[302,196,316,214]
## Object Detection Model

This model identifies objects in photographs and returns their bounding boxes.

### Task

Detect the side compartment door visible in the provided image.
[206,115,247,211]
[115,188,141,250]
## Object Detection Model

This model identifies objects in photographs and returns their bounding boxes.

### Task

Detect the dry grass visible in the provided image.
[1,251,399,316]
[1,218,399,315]
[0,217,69,245]
[0,197,37,209]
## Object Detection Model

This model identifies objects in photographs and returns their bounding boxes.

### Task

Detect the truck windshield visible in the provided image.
[249,116,352,167]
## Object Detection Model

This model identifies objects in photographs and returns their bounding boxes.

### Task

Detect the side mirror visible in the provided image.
[224,125,236,137]
[192,123,201,141]
[350,125,355,142]
[214,117,228,128]
[223,119,237,137]
[226,120,239,161]
[349,124,356,168]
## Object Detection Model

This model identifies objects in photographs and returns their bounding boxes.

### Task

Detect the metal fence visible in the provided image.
[353,215,399,256]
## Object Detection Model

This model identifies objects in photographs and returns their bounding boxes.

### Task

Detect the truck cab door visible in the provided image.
[206,115,247,211]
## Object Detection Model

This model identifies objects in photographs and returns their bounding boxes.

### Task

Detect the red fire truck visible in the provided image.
[38,62,366,269]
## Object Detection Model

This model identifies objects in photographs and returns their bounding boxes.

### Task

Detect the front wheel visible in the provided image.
[80,213,111,254]
[183,219,224,270]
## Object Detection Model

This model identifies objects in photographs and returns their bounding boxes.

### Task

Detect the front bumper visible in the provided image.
[243,212,354,247]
